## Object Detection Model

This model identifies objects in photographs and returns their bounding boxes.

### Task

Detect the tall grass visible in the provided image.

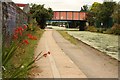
[58,30,78,45]
[2,25,44,78]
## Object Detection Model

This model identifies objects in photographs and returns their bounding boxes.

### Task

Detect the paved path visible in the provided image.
[30,29,87,78]
[53,30,118,78]
[30,28,118,78]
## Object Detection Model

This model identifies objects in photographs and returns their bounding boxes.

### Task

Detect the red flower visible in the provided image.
[28,35,33,39]
[22,40,29,45]
[43,53,47,57]
[27,34,32,38]
[26,34,32,36]
[27,34,37,40]
[18,27,24,31]
[14,27,24,36]
[19,31,22,36]
[14,29,19,34]
[23,25,27,29]
[32,36,37,40]
[13,34,18,40]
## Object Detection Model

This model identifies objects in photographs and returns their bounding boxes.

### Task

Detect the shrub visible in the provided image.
[111,24,120,35]
[97,28,106,33]
[86,26,97,32]
[103,24,120,35]
[103,28,113,34]
[27,24,36,31]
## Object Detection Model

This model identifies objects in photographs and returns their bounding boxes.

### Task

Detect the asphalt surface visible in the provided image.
[30,29,87,78]
[53,30,118,78]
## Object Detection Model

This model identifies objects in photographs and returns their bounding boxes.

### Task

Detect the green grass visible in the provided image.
[58,30,78,45]
[4,27,44,78]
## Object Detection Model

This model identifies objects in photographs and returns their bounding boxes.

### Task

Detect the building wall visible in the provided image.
[1,2,28,46]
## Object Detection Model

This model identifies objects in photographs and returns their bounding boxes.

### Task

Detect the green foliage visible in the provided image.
[103,28,113,34]
[58,30,78,45]
[90,2,101,14]
[97,28,107,33]
[30,4,53,29]
[112,3,120,24]
[96,1,116,27]
[84,1,120,35]
[81,5,89,12]
[52,22,59,26]
[27,19,37,31]
[88,2,116,28]
[111,24,120,35]
[86,26,97,32]
[86,12,95,26]
[2,25,44,78]
[101,24,120,35]
[87,2,101,26]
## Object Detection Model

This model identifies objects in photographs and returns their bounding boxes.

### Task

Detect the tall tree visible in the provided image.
[90,2,101,15]
[30,4,53,29]
[97,1,116,28]
[80,5,88,12]
[87,2,101,26]
[86,12,95,26]
[112,3,120,24]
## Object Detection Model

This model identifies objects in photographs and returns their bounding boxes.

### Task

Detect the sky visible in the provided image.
[12,0,119,11]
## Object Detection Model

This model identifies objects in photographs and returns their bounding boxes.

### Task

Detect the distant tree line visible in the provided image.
[84,1,120,28]
[80,1,120,34]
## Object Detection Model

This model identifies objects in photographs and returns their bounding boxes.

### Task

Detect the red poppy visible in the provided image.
[48,51,50,54]
[18,27,24,31]
[23,25,27,29]
[22,40,29,45]
[32,36,37,40]
[28,35,33,39]
[14,29,19,34]
[43,53,47,57]
[13,34,18,39]
[26,33,31,36]
[19,31,22,36]
[27,34,37,40]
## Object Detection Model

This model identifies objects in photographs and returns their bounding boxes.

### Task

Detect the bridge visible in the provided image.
[16,3,87,29]
[15,4,87,21]
[52,11,87,21]
[51,11,87,29]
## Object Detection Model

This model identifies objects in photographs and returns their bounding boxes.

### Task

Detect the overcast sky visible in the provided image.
[12,0,119,11]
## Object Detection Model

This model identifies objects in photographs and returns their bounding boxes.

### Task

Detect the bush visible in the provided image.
[86,26,97,32]
[97,28,106,33]
[103,28,113,34]
[103,24,120,35]
[111,24,120,35]
[27,24,36,31]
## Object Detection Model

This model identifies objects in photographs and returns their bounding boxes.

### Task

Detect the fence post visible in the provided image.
[0,1,2,79]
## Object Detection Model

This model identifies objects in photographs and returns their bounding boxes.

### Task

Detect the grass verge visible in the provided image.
[58,30,78,45]
[4,27,44,78]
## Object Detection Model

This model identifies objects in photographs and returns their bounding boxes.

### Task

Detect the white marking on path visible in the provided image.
[45,38,61,78]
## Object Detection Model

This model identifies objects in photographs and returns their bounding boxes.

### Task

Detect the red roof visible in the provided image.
[15,3,27,7]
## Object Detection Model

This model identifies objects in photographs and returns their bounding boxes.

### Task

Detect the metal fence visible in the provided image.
[1,2,28,46]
